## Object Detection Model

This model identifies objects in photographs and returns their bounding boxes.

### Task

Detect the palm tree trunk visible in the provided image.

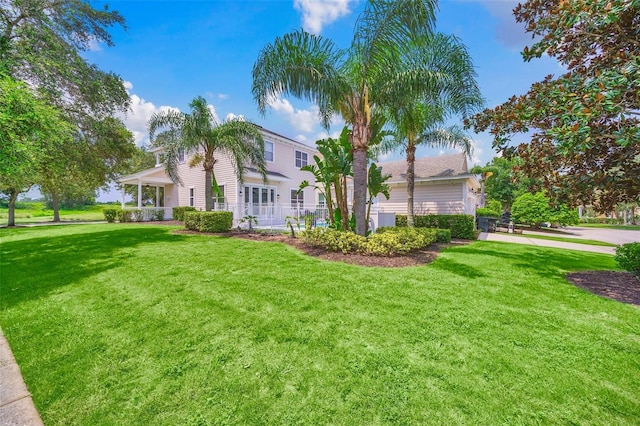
[352,122,368,236]
[406,143,416,228]
[52,191,61,222]
[7,190,18,227]
[204,168,213,211]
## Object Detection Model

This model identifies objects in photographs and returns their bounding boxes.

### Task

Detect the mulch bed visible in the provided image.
[158,223,640,307]
[566,271,639,307]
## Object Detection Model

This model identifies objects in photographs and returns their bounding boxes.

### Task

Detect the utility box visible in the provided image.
[371,212,396,232]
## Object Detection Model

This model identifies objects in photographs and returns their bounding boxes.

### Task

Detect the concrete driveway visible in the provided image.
[546,226,640,246]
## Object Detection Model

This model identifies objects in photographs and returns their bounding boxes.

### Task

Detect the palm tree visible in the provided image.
[382,33,483,227]
[148,96,267,211]
[252,0,444,236]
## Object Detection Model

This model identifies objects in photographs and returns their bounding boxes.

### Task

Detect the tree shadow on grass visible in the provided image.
[444,243,615,280]
[0,227,188,309]
[430,257,486,279]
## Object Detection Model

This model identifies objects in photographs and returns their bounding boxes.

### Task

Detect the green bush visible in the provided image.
[396,214,475,239]
[184,211,232,233]
[614,243,640,279]
[184,212,200,231]
[476,207,500,218]
[117,210,132,223]
[173,206,197,221]
[435,228,451,243]
[153,209,165,221]
[132,210,144,222]
[103,208,118,223]
[198,211,232,232]
[511,192,551,227]
[303,227,437,256]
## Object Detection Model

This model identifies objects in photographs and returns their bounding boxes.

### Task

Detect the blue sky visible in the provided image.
[83,0,562,200]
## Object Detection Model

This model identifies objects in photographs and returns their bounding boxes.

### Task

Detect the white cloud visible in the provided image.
[315,130,341,141]
[206,91,229,100]
[206,104,221,123]
[294,0,354,34]
[267,97,320,133]
[119,94,180,146]
[296,134,308,142]
[123,80,133,91]
[226,112,245,121]
[217,93,229,100]
[468,138,484,166]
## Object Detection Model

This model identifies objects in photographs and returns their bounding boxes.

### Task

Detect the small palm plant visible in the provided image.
[240,215,258,232]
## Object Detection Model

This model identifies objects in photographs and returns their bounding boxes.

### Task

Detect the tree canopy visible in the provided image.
[253,0,454,235]
[468,0,640,212]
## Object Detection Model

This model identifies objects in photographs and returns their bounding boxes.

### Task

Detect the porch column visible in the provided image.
[155,186,160,207]
[121,186,126,209]
[137,180,142,209]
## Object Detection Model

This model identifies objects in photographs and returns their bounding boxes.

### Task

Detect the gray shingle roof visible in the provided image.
[379,153,470,183]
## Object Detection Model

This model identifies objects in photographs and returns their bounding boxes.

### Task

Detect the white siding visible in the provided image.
[378,180,467,215]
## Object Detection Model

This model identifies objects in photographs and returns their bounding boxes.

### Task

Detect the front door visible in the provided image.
[244,185,276,218]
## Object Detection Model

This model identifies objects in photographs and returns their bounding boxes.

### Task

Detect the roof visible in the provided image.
[379,153,472,184]
[246,167,291,182]
[118,167,174,185]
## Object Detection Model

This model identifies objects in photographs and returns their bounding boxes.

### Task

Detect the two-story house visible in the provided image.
[118,127,321,224]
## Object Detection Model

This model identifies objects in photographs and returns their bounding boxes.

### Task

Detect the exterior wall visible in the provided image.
[378,180,468,215]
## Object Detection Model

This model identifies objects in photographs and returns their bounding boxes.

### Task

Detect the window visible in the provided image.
[295,150,308,168]
[291,189,304,207]
[318,193,325,207]
[264,141,274,162]
[178,148,185,164]
[189,187,195,207]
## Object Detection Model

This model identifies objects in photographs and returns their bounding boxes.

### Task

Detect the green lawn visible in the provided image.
[515,232,617,247]
[1,224,639,425]
[580,223,640,231]
[0,204,108,224]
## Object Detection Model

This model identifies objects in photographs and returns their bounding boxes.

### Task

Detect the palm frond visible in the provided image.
[252,29,347,129]
[420,125,474,158]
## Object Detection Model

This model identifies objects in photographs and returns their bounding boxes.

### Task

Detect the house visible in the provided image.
[375,153,479,216]
[118,131,478,224]
[118,127,322,223]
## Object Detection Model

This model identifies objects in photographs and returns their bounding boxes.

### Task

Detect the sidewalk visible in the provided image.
[478,232,615,255]
[0,330,43,426]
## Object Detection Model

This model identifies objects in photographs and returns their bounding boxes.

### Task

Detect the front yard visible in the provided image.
[1,224,638,425]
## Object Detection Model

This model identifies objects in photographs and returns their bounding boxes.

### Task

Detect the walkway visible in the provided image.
[0,330,43,425]
[478,232,615,255]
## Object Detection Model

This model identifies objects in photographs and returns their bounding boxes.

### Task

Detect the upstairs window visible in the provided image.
[291,189,304,207]
[189,187,195,207]
[178,147,186,164]
[295,150,308,168]
[264,141,274,162]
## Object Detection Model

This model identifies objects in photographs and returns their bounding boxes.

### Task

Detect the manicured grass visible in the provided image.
[580,223,640,231]
[1,224,639,425]
[515,232,617,247]
[0,204,109,224]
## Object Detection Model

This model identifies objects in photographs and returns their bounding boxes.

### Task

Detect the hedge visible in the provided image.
[184,211,233,233]
[103,208,118,223]
[395,214,475,239]
[173,206,197,221]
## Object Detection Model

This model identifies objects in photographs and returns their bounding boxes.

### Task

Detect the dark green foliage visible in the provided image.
[172,206,197,221]
[476,208,500,218]
[184,211,232,233]
[615,243,640,279]
[132,210,144,222]
[396,214,475,239]
[102,208,118,223]
[302,229,367,254]
[435,228,451,243]
[117,210,132,223]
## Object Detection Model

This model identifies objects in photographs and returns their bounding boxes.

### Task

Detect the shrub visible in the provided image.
[198,211,232,232]
[173,206,197,221]
[396,214,475,239]
[103,208,118,223]
[132,210,144,222]
[301,228,366,254]
[511,192,551,227]
[435,228,451,244]
[153,209,165,221]
[184,211,200,231]
[476,207,500,218]
[117,210,132,223]
[184,211,232,233]
[615,243,640,279]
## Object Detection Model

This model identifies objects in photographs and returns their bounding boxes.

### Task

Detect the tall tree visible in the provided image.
[468,0,640,212]
[148,96,267,211]
[0,76,72,226]
[253,0,448,236]
[0,0,129,119]
[39,117,136,221]
[382,33,482,226]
